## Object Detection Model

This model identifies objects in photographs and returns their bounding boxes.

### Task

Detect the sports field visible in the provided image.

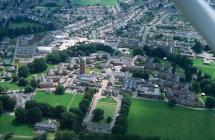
[192,58,215,79]
[96,97,117,117]
[33,91,83,110]
[127,99,215,140]
[0,114,33,136]
[71,0,118,6]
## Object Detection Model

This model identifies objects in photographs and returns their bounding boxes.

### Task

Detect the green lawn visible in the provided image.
[127,99,215,140]
[193,58,215,79]
[71,0,118,6]
[33,91,83,110]
[0,114,33,136]
[96,97,117,117]
[0,82,20,90]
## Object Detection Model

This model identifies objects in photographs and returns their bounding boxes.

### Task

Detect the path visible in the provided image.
[67,95,75,111]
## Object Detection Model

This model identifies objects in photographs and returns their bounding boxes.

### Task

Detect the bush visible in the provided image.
[205,97,215,109]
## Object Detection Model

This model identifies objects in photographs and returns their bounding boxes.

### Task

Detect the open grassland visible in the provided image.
[0,82,20,90]
[33,91,83,109]
[96,97,117,117]
[127,99,215,140]
[0,115,33,136]
[192,58,215,79]
[71,0,118,6]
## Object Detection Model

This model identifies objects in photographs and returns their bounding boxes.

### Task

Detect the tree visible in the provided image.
[133,48,143,56]
[192,81,201,94]
[15,108,27,122]
[29,58,47,73]
[54,105,66,119]
[0,85,7,94]
[205,97,215,109]
[18,77,28,86]
[24,84,35,93]
[25,100,38,109]
[167,99,176,108]
[0,102,3,116]
[55,131,76,140]
[12,75,19,82]
[92,108,104,122]
[27,107,43,123]
[55,85,65,95]
[192,41,203,54]
[106,117,112,123]
[18,65,29,78]
[30,78,38,88]
[0,95,16,112]
[60,112,76,129]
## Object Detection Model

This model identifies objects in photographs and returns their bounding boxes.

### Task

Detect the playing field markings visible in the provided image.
[67,95,75,111]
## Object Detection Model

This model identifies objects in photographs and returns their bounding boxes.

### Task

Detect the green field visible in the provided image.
[71,0,118,6]
[127,99,215,140]
[33,91,83,110]
[96,97,117,117]
[0,82,20,90]
[0,114,33,136]
[193,58,215,79]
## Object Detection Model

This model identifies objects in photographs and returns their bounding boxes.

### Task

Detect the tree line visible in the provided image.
[0,16,55,41]
[112,93,131,134]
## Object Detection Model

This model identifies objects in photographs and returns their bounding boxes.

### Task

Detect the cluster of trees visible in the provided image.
[0,17,55,41]
[112,94,131,134]
[15,100,66,123]
[18,57,47,77]
[192,40,211,54]
[129,68,149,80]
[61,88,96,132]
[0,95,16,114]
[66,43,115,57]
[92,108,104,122]
[55,85,65,95]
[47,51,69,64]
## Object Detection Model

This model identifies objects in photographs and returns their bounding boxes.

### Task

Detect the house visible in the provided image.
[122,79,137,92]
[34,122,57,132]
[137,84,163,99]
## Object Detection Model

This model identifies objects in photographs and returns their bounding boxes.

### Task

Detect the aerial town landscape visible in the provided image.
[0,0,215,140]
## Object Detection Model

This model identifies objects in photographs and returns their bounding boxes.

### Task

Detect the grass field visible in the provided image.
[127,99,215,140]
[193,58,215,79]
[0,82,20,90]
[71,0,118,6]
[0,114,33,136]
[33,91,83,110]
[96,97,117,117]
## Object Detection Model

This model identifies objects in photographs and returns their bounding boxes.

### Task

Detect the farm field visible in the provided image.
[0,114,33,136]
[33,91,83,110]
[127,99,215,140]
[71,0,118,6]
[96,97,117,118]
[192,58,215,79]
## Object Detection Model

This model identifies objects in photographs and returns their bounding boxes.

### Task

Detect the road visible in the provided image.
[141,14,168,46]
